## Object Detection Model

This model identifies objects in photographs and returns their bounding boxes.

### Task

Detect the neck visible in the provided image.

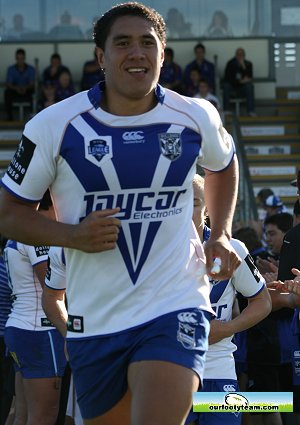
[101,92,158,116]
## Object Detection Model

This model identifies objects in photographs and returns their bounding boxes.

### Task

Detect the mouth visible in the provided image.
[127,67,147,74]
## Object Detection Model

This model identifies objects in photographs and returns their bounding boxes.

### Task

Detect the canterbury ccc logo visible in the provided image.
[223,384,236,392]
[122,131,144,141]
[177,312,198,324]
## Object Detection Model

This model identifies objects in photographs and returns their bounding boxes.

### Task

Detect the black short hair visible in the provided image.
[194,43,205,52]
[16,48,25,56]
[233,226,262,252]
[264,212,293,234]
[164,47,174,59]
[93,2,166,50]
[51,53,61,61]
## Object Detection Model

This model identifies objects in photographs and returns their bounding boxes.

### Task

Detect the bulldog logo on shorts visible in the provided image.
[177,312,198,349]
[177,322,196,349]
[158,133,182,161]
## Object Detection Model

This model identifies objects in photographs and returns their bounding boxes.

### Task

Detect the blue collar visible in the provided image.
[87,80,165,110]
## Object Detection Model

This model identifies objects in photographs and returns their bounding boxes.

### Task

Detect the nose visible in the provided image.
[127,42,146,59]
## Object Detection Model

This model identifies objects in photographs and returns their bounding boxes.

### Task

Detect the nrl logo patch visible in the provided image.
[158,133,182,161]
[88,139,109,162]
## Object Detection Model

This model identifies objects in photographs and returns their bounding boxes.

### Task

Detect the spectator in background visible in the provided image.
[165,7,193,38]
[6,14,32,40]
[204,10,233,38]
[233,226,269,264]
[183,67,201,97]
[184,43,215,93]
[193,78,221,111]
[264,213,293,260]
[48,10,84,40]
[42,53,71,86]
[264,195,288,218]
[223,47,256,116]
[38,81,56,110]
[80,50,104,91]
[4,48,35,120]
[159,47,183,93]
[55,70,75,102]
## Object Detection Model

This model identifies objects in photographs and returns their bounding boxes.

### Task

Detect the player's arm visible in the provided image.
[209,287,271,344]
[204,155,241,279]
[0,189,121,253]
[33,260,48,288]
[42,287,67,337]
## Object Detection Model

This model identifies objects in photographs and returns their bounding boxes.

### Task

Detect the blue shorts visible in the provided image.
[67,308,212,420]
[4,327,66,379]
[196,379,241,425]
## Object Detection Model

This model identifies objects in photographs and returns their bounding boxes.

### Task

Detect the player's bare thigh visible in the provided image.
[83,360,199,425]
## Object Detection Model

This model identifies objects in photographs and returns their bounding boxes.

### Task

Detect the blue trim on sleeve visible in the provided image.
[45,283,66,291]
[1,180,40,203]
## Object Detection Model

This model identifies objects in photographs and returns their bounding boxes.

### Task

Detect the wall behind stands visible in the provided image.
[0,37,275,101]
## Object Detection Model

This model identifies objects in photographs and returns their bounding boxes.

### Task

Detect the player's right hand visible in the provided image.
[72,208,121,252]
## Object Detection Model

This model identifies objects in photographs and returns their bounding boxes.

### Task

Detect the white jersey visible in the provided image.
[2,83,235,338]
[203,226,265,379]
[45,246,66,290]
[4,240,53,331]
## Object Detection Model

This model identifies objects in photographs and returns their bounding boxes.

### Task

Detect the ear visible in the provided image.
[95,47,105,69]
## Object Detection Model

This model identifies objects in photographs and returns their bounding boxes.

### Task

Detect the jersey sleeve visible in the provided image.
[24,244,49,266]
[193,98,235,172]
[1,107,60,202]
[45,246,66,290]
[230,239,265,298]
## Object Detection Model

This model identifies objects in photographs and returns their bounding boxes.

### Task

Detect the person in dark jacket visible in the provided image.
[223,47,255,116]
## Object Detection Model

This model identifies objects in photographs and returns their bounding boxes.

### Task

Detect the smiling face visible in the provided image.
[265,224,284,255]
[96,15,164,115]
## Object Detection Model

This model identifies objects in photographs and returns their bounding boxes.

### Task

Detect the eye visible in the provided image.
[116,41,129,47]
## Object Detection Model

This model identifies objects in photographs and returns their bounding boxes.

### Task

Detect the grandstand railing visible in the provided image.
[230,115,258,224]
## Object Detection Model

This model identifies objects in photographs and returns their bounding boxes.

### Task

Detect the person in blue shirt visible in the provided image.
[159,47,183,93]
[4,48,35,120]
[184,43,215,93]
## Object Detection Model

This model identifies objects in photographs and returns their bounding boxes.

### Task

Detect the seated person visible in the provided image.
[38,81,56,110]
[183,43,215,93]
[4,48,35,120]
[42,53,71,86]
[222,47,256,116]
[48,10,84,40]
[183,67,201,97]
[159,47,183,93]
[80,50,104,91]
[193,78,221,111]
[55,70,75,102]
